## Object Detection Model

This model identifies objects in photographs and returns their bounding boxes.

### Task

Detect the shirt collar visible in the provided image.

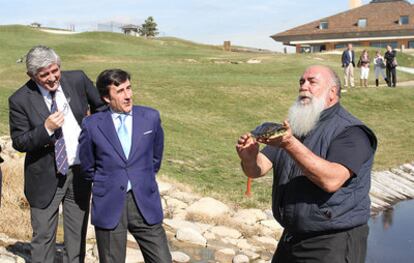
[36,83,62,98]
[110,108,133,120]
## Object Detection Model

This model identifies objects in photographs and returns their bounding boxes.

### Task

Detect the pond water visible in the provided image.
[366,199,414,263]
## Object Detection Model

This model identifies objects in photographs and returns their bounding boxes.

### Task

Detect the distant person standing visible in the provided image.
[373,51,387,87]
[384,45,397,87]
[341,43,355,89]
[358,50,370,87]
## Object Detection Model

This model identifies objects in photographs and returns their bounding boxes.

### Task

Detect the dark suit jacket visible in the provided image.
[79,105,164,229]
[341,50,355,67]
[9,70,105,208]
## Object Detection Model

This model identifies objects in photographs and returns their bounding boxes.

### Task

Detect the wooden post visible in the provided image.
[245,177,252,197]
[223,41,231,51]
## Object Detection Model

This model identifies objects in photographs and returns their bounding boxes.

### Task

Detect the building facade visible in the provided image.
[271,0,414,53]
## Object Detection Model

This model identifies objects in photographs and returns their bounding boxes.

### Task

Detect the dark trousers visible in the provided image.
[95,191,172,263]
[272,224,369,263]
[30,166,91,263]
[386,66,397,87]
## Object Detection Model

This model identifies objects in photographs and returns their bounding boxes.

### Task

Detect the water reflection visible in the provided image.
[366,200,414,263]
[381,208,394,230]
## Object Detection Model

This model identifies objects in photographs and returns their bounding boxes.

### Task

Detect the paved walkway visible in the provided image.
[397,66,414,75]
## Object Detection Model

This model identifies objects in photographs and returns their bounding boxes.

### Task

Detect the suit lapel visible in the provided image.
[27,80,50,120]
[60,74,83,124]
[97,111,127,162]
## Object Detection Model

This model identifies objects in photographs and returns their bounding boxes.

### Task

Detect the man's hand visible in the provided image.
[44,111,64,132]
[236,133,259,163]
[236,133,273,178]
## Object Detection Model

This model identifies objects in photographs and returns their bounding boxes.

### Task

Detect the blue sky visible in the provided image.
[0,0,405,51]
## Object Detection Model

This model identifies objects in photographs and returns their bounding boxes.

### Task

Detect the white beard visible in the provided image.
[288,93,327,138]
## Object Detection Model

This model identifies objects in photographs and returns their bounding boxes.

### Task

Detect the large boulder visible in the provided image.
[176,228,207,247]
[186,197,230,219]
[215,248,236,263]
[172,251,191,262]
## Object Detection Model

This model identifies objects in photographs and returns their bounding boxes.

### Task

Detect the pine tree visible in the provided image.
[139,16,159,38]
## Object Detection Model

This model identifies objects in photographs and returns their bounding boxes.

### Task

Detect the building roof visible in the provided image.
[121,24,139,30]
[271,0,414,44]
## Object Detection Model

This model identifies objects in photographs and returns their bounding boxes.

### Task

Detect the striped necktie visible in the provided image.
[50,91,69,175]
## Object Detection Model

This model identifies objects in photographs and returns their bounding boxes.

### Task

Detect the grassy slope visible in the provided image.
[1,25,413,208]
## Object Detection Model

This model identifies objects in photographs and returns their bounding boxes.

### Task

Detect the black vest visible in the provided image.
[271,103,377,233]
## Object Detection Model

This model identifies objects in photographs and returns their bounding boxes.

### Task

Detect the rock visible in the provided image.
[243,250,261,260]
[0,255,15,263]
[203,231,216,240]
[166,198,188,210]
[184,59,198,63]
[222,237,239,246]
[125,247,144,263]
[195,222,213,233]
[92,243,99,258]
[260,220,282,231]
[233,254,250,263]
[161,198,167,211]
[172,210,188,220]
[164,219,203,233]
[158,181,173,195]
[169,191,199,203]
[186,197,230,219]
[86,220,95,240]
[176,228,207,246]
[215,248,236,262]
[246,59,262,64]
[233,209,267,226]
[210,226,242,239]
[236,239,251,250]
[172,251,191,262]
[252,236,278,248]
[263,209,273,220]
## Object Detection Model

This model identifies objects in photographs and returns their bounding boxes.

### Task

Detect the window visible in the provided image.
[400,16,409,25]
[319,21,328,30]
[408,41,414,49]
[357,19,367,28]
[370,42,398,49]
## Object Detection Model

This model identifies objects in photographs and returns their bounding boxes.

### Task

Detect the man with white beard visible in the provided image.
[236,65,377,263]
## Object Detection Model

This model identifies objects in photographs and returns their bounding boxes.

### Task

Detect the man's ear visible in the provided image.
[102,95,110,104]
[27,72,34,80]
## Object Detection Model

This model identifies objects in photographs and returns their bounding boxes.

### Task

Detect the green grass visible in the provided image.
[1,25,414,209]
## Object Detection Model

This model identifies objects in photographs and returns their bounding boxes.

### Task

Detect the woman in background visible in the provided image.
[359,49,370,87]
[373,51,387,87]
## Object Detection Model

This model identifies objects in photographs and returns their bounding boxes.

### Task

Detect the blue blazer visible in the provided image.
[79,105,164,229]
[341,50,355,67]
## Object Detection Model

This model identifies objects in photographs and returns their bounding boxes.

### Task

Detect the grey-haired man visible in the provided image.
[9,45,105,263]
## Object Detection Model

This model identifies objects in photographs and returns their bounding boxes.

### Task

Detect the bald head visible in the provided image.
[300,65,341,108]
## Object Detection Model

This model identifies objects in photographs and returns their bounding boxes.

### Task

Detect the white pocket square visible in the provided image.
[143,130,153,135]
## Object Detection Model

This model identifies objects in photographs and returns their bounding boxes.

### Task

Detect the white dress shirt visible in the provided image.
[37,84,81,166]
[110,108,133,191]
